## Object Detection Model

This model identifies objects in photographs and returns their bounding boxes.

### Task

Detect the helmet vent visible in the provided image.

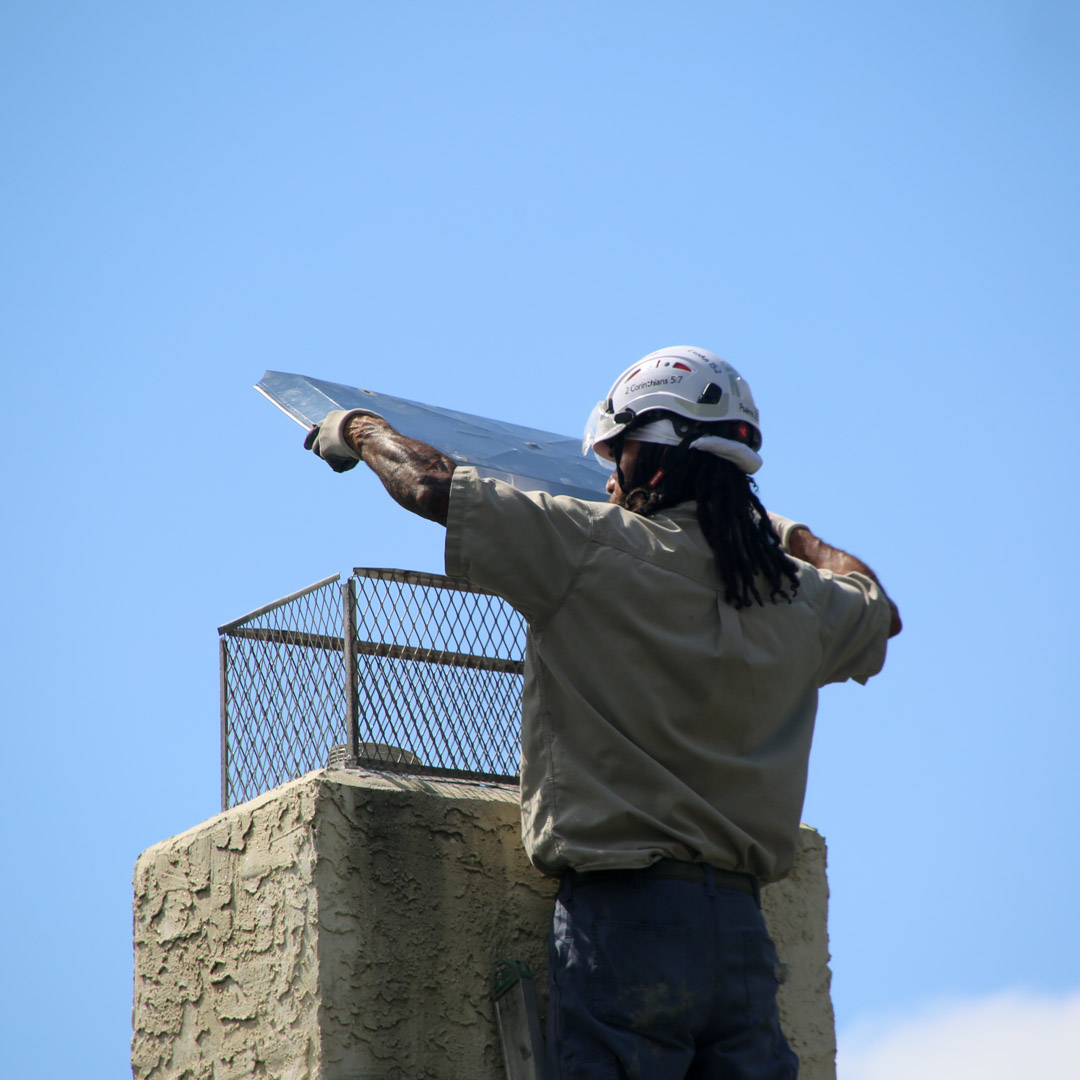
[697,382,723,405]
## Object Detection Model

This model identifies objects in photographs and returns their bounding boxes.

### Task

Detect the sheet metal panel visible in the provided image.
[257,370,610,501]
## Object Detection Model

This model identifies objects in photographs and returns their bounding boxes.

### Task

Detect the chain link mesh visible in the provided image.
[219,569,525,808]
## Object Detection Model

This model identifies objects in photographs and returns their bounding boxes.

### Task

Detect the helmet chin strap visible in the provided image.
[611,435,628,495]
[646,433,697,491]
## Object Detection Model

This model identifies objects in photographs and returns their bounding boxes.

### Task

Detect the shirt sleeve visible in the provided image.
[814,570,893,686]
[444,467,595,623]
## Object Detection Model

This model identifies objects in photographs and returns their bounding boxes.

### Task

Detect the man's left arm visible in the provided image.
[769,511,901,638]
[306,410,456,525]
[787,527,902,639]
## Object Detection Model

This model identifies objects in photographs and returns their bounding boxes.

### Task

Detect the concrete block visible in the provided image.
[133,769,834,1079]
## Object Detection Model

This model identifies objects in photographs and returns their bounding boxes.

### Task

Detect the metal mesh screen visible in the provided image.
[351,569,525,780]
[218,574,346,809]
[218,569,525,809]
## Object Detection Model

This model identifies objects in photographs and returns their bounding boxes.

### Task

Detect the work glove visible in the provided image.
[304,409,384,473]
[767,512,809,551]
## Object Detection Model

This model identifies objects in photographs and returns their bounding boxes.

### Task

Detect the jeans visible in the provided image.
[546,866,798,1080]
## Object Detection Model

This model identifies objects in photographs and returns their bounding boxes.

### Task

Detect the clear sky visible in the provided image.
[3,3,1078,1076]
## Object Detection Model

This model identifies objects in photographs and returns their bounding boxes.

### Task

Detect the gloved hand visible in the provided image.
[304,409,385,473]
[767,512,809,551]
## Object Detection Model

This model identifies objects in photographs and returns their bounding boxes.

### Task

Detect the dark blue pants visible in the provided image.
[546,867,799,1079]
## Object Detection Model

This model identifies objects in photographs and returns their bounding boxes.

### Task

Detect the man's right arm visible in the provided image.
[787,527,902,638]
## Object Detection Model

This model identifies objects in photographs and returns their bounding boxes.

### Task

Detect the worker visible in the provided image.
[304,345,901,1080]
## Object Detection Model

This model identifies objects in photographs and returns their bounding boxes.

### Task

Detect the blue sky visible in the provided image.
[3,3,1078,1076]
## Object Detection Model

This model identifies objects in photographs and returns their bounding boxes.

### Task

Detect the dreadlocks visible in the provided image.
[612,437,800,610]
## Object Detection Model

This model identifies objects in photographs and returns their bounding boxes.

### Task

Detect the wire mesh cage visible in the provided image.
[218,569,526,809]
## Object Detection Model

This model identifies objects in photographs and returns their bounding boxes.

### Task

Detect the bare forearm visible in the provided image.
[789,527,903,637]
[788,529,873,577]
[345,416,456,525]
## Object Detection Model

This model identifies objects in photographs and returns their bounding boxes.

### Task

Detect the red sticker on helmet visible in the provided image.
[673,362,692,372]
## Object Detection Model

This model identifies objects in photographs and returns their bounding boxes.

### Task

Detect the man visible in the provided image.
[305,345,900,1080]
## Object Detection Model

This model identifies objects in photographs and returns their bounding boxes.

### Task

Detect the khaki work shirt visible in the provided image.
[444,467,891,883]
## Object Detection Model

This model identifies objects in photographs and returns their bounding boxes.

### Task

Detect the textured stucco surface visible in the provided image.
[133,769,835,1079]
[762,827,836,1078]
[132,782,322,1080]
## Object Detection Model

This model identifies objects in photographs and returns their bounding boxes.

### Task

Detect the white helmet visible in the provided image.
[582,346,764,474]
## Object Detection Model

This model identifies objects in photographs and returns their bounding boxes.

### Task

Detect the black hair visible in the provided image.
[612,437,800,610]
